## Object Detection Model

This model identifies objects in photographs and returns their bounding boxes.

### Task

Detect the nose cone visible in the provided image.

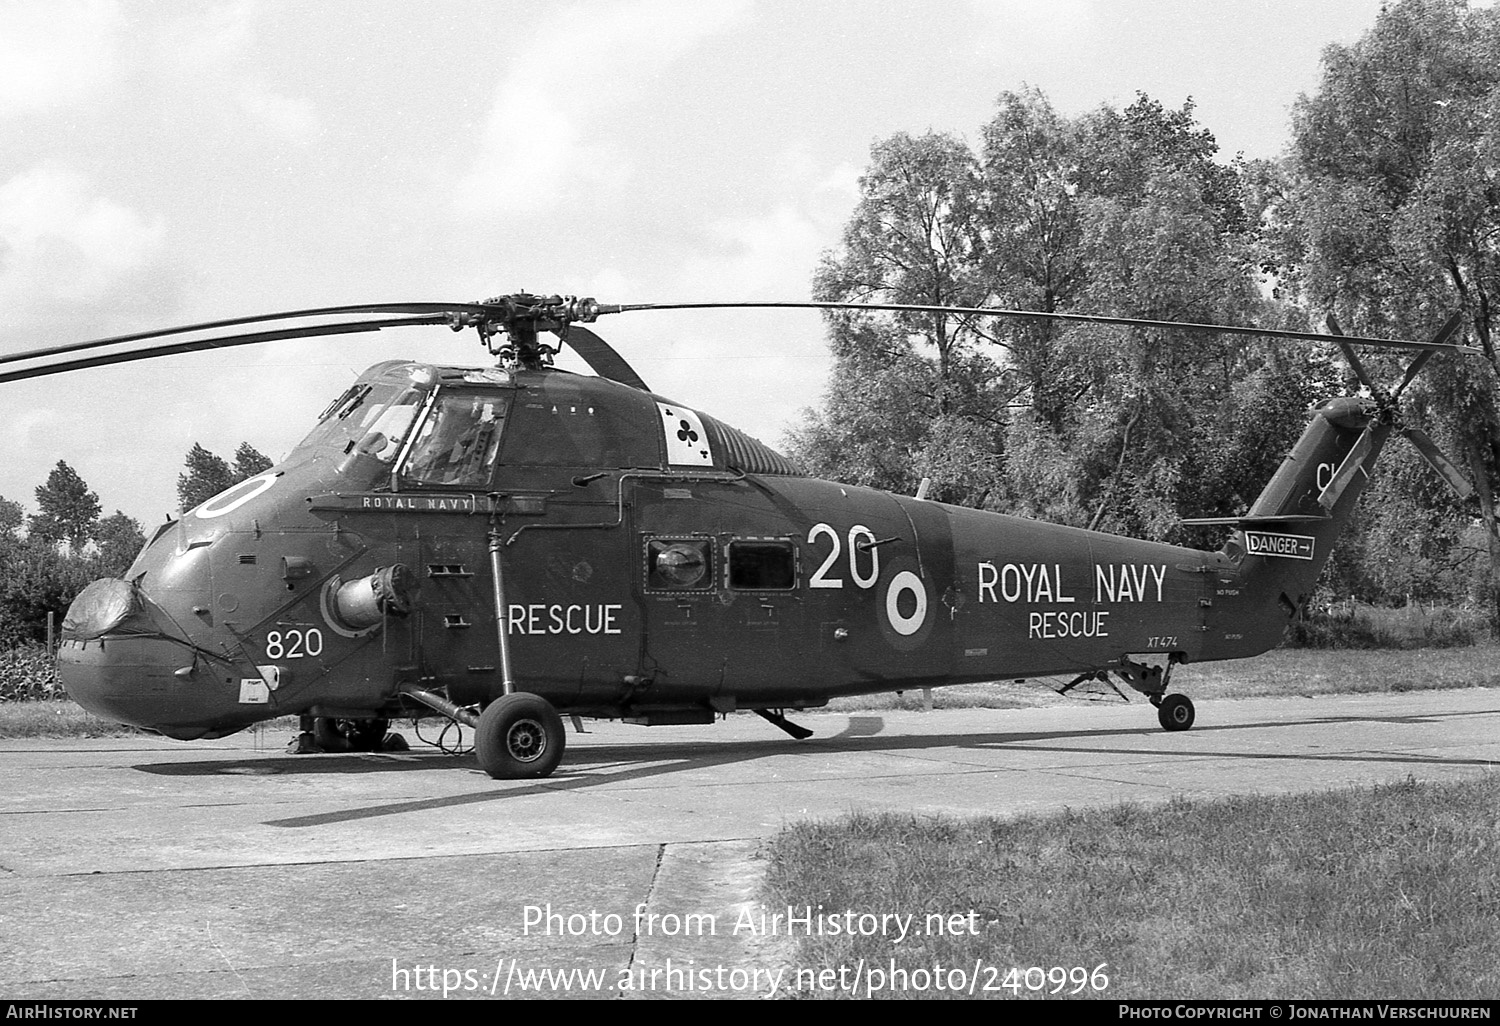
[58,578,253,740]
[62,579,137,639]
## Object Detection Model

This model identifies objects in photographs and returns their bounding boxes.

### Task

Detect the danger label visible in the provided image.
[1245,532,1315,560]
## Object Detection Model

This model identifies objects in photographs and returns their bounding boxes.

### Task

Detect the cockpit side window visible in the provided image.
[352,397,421,463]
[399,391,510,488]
[296,383,419,457]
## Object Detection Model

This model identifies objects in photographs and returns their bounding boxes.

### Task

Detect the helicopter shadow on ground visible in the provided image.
[126,713,895,781]
[122,702,1500,830]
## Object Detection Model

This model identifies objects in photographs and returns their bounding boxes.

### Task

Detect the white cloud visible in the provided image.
[197,0,258,57]
[236,79,320,144]
[5,406,59,453]
[0,0,123,116]
[455,0,752,217]
[151,3,321,145]
[689,203,828,298]
[0,165,168,319]
[967,0,1092,37]
[671,154,858,300]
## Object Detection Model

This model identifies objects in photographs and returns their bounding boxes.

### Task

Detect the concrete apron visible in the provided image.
[1,689,1497,999]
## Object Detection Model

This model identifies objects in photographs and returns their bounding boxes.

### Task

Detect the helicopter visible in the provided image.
[0,294,1478,780]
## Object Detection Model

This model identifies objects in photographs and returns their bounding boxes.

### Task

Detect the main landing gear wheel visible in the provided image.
[313,716,390,752]
[1157,693,1195,732]
[475,693,566,780]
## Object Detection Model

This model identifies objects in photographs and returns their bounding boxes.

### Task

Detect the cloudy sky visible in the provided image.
[0,0,1412,526]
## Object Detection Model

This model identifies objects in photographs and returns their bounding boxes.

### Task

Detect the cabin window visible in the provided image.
[727,539,796,590]
[400,392,509,488]
[645,538,714,592]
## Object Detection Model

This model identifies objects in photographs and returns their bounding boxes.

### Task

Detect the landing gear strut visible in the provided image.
[313,716,391,752]
[754,708,814,740]
[288,715,405,753]
[1116,655,1196,733]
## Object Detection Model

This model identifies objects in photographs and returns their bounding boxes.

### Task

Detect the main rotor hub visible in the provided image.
[449,293,617,369]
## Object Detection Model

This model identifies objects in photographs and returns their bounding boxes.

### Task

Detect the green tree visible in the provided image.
[995,94,1264,540]
[977,89,1086,434]
[178,442,274,512]
[0,496,22,539]
[0,536,97,646]
[790,131,1008,507]
[233,442,273,478]
[177,443,234,511]
[792,92,1274,539]
[93,510,146,577]
[29,461,100,552]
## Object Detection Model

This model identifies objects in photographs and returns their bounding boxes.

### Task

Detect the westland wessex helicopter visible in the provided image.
[0,295,1477,779]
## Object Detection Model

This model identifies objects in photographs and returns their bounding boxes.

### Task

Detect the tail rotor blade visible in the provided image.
[1318,425,1378,510]
[1392,351,1434,402]
[1393,311,1464,401]
[1428,309,1466,348]
[1403,426,1475,499]
[1325,314,1381,394]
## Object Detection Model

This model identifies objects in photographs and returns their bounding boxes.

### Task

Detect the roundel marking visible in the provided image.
[196,473,279,519]
[884,570,928,637]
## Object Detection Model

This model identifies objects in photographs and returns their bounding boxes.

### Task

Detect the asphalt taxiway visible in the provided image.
[1,688,1497,999]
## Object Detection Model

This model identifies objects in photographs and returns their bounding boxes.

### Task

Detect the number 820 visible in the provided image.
[265,628,323,659]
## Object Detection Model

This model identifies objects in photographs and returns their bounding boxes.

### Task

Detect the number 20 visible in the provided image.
[808,523,879,589]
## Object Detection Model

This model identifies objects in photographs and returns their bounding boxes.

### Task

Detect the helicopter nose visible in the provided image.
[58,579,245,740]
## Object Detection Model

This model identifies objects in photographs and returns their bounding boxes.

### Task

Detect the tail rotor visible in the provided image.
[1316,312,1473,511]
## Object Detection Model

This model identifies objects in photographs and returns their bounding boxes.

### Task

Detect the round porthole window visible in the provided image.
[654,542,709,588]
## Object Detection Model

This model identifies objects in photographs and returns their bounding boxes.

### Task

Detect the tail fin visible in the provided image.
[1183,397,1389,646]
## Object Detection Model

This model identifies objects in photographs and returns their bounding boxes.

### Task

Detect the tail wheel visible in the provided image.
[1157,693,1195,732]
[475,693,566,780]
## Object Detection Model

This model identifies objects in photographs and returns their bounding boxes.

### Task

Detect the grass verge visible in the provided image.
[762,775,1500,1000]
[0,700,150,738]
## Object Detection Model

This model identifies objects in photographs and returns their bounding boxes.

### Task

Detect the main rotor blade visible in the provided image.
[615,302,1482,355]
[555,325,649,391]
[1318,424,1378,511]
[0,303,498,370]
[0,314,455,384]
[1402,426,1475,499]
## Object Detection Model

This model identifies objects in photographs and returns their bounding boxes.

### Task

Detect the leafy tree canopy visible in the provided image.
[790,89,1295,541]
[94,510,146,577]
[0,496,22,539]
[29,462,100,552]
[178,442,272,512]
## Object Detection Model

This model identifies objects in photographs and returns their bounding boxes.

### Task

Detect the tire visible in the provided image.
[475,693,566,780]
[1157,693,1195,732]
